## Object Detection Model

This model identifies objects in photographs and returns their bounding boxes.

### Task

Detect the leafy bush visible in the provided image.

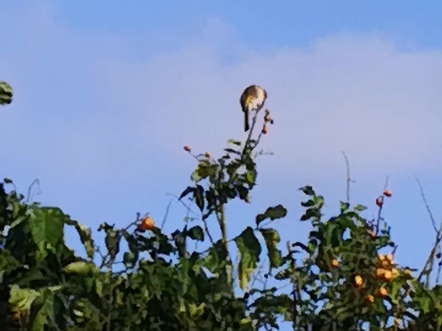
[1,81,442,331]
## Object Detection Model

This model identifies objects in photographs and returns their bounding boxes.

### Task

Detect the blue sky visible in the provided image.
[2,0,442,310]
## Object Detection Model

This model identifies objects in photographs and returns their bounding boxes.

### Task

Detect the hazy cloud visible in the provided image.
[2,3,442,188]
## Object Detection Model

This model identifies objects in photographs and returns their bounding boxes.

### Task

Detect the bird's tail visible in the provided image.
[244,108,250,132]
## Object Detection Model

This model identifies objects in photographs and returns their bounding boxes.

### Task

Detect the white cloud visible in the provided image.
[1,3,442,187]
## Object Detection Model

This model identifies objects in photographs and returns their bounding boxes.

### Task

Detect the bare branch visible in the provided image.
[416,176,442,287]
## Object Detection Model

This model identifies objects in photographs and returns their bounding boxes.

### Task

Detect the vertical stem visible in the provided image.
[218,204,232,291]
[287,241,299,331]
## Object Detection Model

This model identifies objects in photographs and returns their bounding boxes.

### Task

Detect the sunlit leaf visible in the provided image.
[0,81,13,106]
[65,218,95,260]
[63,261,98,275]
[235,227,261,291]
[9,285,40,311]
[28,207,65,259]
[31,289,55,331]
[259,228,283,268]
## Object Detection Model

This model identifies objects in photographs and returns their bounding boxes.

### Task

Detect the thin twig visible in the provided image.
[26,178,42,203]
[416,177,438,233]
[375,176,389,236]
[416,177,442,287]
[165,193,200,218]
[160,198,174,230]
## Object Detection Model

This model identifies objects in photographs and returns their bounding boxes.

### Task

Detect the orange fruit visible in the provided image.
[365,294,375,304]
[377,287,388,298]
[383,189,392,197]
[262,126,268,134]
[392,268,400,278]
[386,253,394,262]
[376,197,383,207]
[183,145,191,152]
[375,268,386,279]
[330,259,339,268]
[383,270,393,281]
[264,114,271,122]
[204,152,211,158]
[354,275,363,287]
[138,217,155,231]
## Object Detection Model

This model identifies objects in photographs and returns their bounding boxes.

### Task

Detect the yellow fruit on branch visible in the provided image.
[354,275,364,288]
[383,270,393,282]
[330,259,339,268]
[386,253,394,263]
[377,287,388,298]
[365,294,375,304]
[375,268,386,279]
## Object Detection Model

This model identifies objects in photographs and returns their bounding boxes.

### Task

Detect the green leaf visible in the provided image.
[299,185,315,196]
[31,289,54,331]
[187,225,204,241]
[256,204,288,226]
[227,139,242,146]
[191,160,217,183]
[259,228,283,268]
[354,204,367,212]
[245,169,257,186]
[123,251,138,268]
[234,227,262,291]
[0,249,21,272]
[179,186,194,200]
[202,240,228,274]
[95,279,103,297]
[300,208,321,222]
[389,280,401,304]
[173,228,187,258]
[187,302,205,319]
[340,201,350,212]
[63,261,98,275]
[236,185,249,201]
[104,227,121,260]
[29,207,65,259]
[300,199,315,207]
[224,148,241,155]
[9,285,40,311]
[65,218,95,260]
[194,185,205,212]
[0,81,13,106]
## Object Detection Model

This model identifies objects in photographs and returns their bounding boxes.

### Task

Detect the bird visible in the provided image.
[239,85,267,132]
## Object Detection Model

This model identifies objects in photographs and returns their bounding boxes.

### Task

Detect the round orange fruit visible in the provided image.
[138,217,155,231]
